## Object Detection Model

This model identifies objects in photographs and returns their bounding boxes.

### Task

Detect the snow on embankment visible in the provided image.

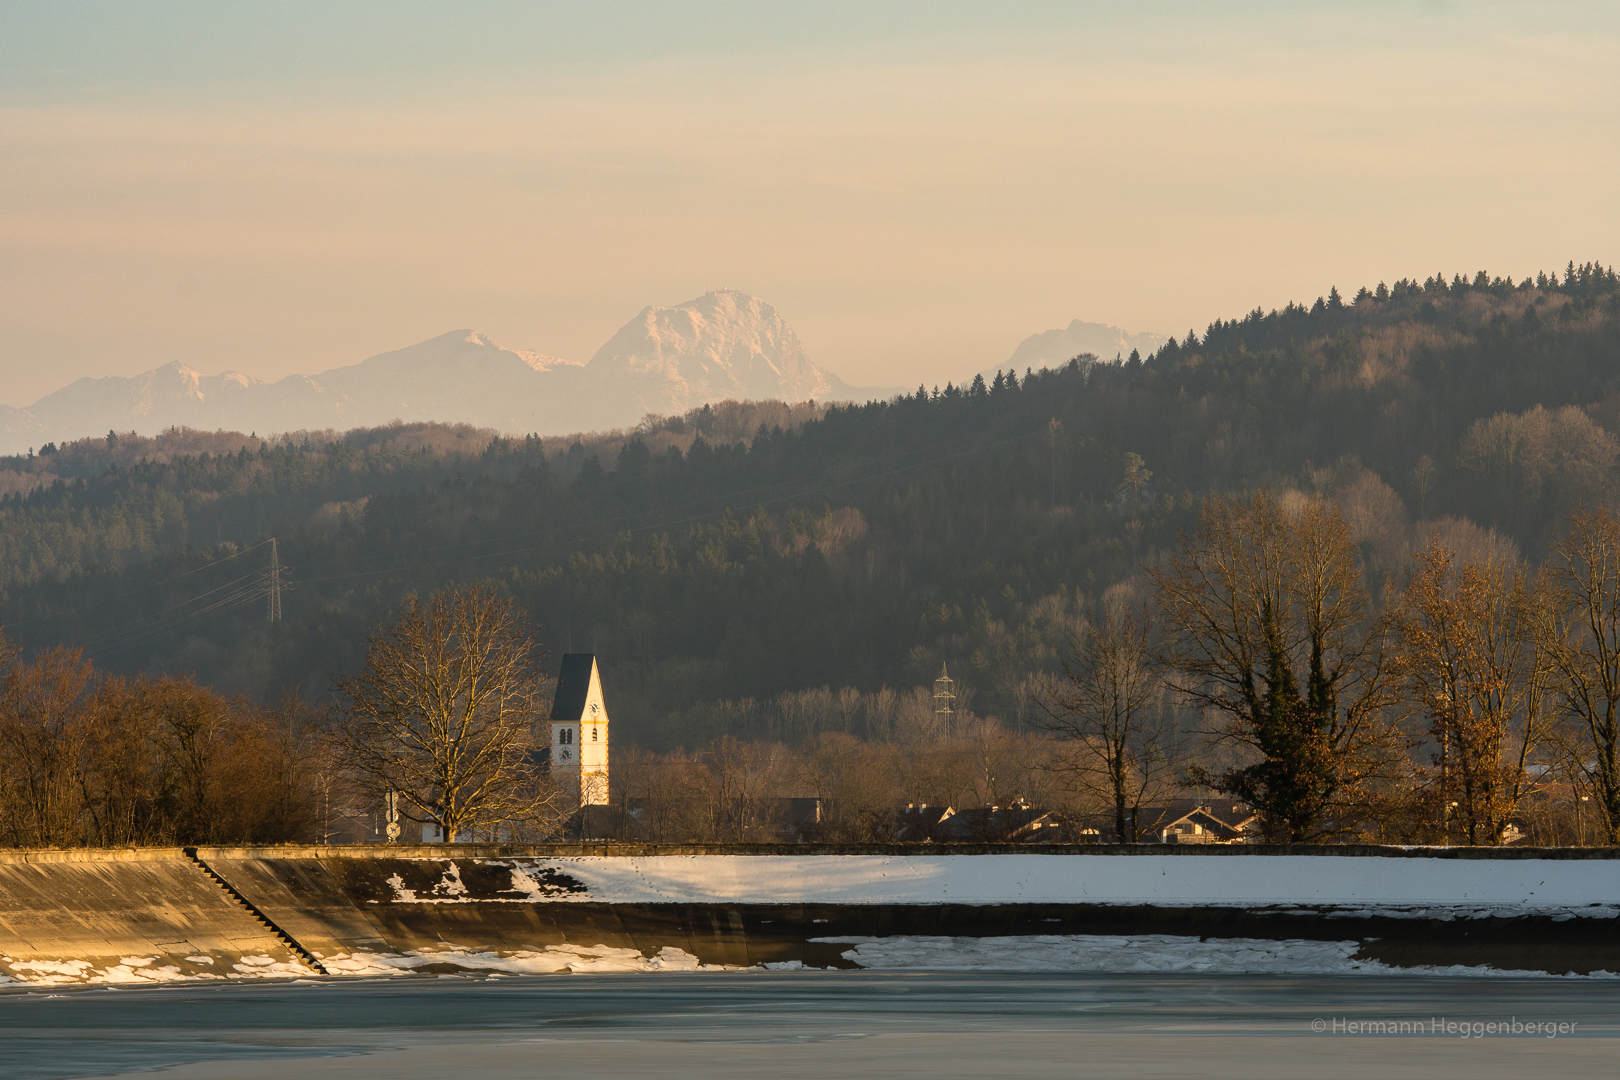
[480,852,1618,913]
[186,845,1620,978]
[5,846,1618,985]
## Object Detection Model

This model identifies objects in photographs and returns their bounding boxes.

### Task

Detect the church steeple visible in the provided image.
[549,654,610,806]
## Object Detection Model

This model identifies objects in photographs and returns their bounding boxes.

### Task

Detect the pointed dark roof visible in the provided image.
[550,653,598,724]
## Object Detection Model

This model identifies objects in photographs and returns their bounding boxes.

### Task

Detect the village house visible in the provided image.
[895,799,1061,843]
[1117,800,1259,844]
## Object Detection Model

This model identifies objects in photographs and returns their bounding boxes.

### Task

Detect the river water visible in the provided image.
[4,970,1618,1079]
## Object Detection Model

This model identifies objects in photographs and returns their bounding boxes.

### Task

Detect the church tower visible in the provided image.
[549,654,609,806]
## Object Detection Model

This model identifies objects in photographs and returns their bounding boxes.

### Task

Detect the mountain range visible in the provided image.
[0,294,1159,454]
[1001,319,1168,370]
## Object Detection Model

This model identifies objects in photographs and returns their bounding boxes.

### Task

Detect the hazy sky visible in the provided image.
[2,1,1617,405]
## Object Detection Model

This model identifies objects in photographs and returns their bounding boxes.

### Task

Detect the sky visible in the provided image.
[2,1,1617,405]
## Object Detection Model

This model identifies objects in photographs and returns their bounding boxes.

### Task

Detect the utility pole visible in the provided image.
[267,538,282,624]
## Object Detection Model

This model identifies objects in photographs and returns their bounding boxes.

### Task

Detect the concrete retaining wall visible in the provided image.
[0,848,306,985]
[2,844,1617,983]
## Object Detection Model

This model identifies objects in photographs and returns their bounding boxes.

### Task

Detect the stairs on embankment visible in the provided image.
[183,847,328,975]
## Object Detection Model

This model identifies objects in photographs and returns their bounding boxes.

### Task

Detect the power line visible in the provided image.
[0,539,271,630]
[79,574,270,661]
[70,568,263,649]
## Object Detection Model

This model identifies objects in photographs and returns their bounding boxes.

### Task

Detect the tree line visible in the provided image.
[591,492,1619,847]
[12,493,1619,848]
[0,634,331,847]
[1043,493,1620,846]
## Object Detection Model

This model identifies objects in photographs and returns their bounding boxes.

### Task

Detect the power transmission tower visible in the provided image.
[267,538,282,624]
[934,662,956,739]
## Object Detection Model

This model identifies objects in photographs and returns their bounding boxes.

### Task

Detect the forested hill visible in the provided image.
[1,262,1618,748]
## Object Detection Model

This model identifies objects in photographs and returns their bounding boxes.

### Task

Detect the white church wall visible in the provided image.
[551,655,611,808]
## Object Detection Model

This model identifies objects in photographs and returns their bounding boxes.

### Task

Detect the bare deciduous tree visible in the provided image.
[335,586,563,841]
[1394,541,1556,844]
[0,628,329,848]
[605,746,711,842]
[705,734,787,840]
[1150,491,1403,841]
[147,677,235,843]
[1037,583,1181,842]
[0,646,93,847]
[1546,507,1620,843]
[796,731,901,841]
[1459,405,1619,504]
[77,675,168,846]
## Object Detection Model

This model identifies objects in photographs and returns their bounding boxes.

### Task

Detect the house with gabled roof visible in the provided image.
[1137,800,1258,844]
[895,800,1061,843]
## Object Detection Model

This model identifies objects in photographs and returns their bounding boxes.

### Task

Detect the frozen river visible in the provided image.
[5,969,1619,1080]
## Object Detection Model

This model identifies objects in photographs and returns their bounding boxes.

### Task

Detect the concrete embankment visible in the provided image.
[0,847,310,985]
[3,844,1617,984]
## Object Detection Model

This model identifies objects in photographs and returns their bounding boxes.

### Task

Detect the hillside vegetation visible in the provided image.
[1,263,1618,752]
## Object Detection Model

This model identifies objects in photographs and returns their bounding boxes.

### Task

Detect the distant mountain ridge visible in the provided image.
[998,319,1168,374]
[0,292,889,454]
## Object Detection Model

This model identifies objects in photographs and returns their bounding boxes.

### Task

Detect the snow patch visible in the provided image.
[385,872,417,902]
[818,934,1620,978]
[385,863,476,904]
[7,935,1605,987]
[98,962,187,984]
[825,934,1368,973]
[432,861,469,899]
[319,943,727,975]
[2,956,223,987]
[495,860,588,901]
[6,959,93,984]
[230,955,307,978]
[1304,904,1620,922]
[313,951,414,977]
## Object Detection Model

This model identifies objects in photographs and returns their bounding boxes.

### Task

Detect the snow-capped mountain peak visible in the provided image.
[587,290,841,416]
[1,292,885,452]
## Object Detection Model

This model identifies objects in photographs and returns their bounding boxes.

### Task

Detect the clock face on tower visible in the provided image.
[589,702,599,716]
